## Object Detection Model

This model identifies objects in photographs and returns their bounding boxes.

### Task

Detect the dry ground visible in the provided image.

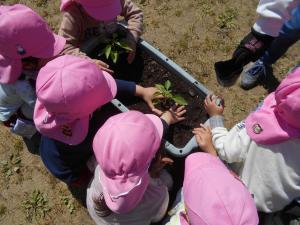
[1,0,300,224]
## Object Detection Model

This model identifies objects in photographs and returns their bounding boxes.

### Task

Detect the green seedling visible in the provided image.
[0,153,21,179]
[60,196,76,214]
[98,33,132,64]
[153,80,188,108]
[22,190,51,222]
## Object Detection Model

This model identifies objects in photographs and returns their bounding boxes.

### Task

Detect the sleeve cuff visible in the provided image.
[209,116,225,129]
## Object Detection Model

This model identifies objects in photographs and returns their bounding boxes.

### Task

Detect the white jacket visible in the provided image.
[253,0,300,36]
[86,165,171,225]
[212,120,300,213]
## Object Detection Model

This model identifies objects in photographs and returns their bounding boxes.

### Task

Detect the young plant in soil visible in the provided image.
[153,80,188,109]
[98,33,132,64]
[60,195,76,214]
[22,190,51,222]
[0,153,21,180]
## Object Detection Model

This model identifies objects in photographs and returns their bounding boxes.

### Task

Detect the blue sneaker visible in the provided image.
[240,59,269,90]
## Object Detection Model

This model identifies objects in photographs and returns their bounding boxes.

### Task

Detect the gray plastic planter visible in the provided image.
[110,39,211,157]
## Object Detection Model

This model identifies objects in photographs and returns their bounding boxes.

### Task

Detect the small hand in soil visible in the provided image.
[93,59,114,74]
[204,94,224,117]
[160,104,186,125]
[193,124,217,156]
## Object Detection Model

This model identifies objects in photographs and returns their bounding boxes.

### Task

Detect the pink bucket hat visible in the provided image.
[93,111,163,213]
[181,153,258,225]
[0,4,65,84]
[34,55,117,145]
[60,0,122,21]
[245,67,300,145]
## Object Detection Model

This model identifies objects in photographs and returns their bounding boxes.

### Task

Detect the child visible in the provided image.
[87,109,186,225]
[165,152,258,225]
[215,0,300,87]
[58,0,144,81]
[198,66,300,213]
[0,4,65,152]
[34,54,164,187]
[241,4,300,89]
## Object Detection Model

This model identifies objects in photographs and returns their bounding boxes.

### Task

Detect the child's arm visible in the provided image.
[121,0,143,63]
[204,95,249,163]
[58,5,113,73]
[121,0,143,43]
[58,5,87,58]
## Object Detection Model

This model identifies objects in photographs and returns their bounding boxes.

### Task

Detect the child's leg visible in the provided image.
[261,5,300,65]
[241,5,300,90]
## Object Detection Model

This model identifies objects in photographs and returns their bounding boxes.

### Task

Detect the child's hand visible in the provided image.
[93,59,114,74]
[160,104,186,125]
[126,33,137,64]
[150,156,174,178]
[135,86,164,115]
[204,94,224,117]
[193,124,217,156]
[127,42,136,64]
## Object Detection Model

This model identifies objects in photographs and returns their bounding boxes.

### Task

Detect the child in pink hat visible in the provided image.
[87,108,186,225]
[195,66,300,214]
[165,152,258,225]
[58,0,144,82]
[35,54,166,187]
[0,4,65,152]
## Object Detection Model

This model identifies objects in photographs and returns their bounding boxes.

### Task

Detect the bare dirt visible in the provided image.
[1,0,300,224]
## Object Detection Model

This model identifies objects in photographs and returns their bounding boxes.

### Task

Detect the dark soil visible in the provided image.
[128,53,208,148]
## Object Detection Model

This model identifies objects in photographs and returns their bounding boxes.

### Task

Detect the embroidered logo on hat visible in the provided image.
[253,123,263,134]
[61,125,72,137]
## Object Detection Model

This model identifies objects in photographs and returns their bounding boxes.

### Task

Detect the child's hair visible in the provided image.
[92,193,112,217]
[21,56,38,64]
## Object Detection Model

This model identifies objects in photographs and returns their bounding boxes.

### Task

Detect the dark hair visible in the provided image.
[92,193,112,217]
[21,56,39,64]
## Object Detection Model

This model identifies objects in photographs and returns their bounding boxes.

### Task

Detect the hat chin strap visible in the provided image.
[106,164,150,200]
[109,178,142,200]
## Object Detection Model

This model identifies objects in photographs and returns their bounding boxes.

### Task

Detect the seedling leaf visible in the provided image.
[165,80,171,90]
[173,95,188,106]
[154,84,166,92]
[104,45,112,59]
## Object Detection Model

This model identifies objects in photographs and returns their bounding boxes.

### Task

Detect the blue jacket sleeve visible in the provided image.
[115,79,136,99]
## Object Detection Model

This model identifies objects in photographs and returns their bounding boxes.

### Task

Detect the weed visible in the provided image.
[153,80,188,107]
[217,8,238,30]
[60,196,76,214]
[201,3,215,16]
[22,190,51,222]
[0,153,21,179]
[13,139,23,152]
[35,0,48,7]
[174,10,183,17]
[0,204,7,217]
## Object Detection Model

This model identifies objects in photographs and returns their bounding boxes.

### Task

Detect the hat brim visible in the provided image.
[245,93,300,144]
[100,168,150,214]
[33,34,66,59]
[34,99,89,145]
[0,53,22,83]
[102,71,117,101]
[145,114,164,141]
[82,1,122,21]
